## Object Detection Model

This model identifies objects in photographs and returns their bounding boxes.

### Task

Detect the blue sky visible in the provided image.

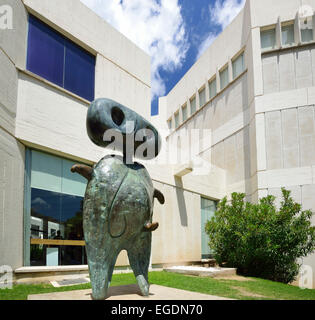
[80,0,245,115]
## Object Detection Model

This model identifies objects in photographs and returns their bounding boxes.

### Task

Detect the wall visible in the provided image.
[0,0,28,134]
[165,72,252,199]
[0,0,28,269]
[95,54,151,119]
[250,0,315,29]
[151,181,202,264]
[255,16,315,285]
[262,45,315,95]
[15,72,106,164]
[0,130,25,269]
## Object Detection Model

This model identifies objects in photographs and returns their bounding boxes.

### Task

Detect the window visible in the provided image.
[261,28,276,50]
[281,24,294,46]
[28,150,88,266]
[209,78,217,100]
[199,88,206,107]
[301,17,314,43]
[232,53,244,79]
[201,198,216,259]
[167,118,172,130]
[175,112,180,128]
[220,66,229,90]
[182,104,188,122]
[27,14,95,101]
[190,96,196,115]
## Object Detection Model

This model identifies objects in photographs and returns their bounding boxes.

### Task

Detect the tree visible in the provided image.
[205,188,315,283]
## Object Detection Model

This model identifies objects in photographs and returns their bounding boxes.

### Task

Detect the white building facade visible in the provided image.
[155,0,315,288]
[0,0,315,288]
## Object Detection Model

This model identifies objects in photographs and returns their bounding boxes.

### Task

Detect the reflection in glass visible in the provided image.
[30,245,87,266]
[30,188,86,266]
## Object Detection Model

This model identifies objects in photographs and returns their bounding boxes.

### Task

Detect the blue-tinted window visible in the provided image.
[64,40,95,102]
[27,14,95,101]
[27,15,64,87]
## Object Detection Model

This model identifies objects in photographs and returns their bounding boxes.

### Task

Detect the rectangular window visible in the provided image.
[209,78,217,100]
[199,88,206,107]
[167,118,172,130]
[261,28,276,50]
[182,104,188,122]
[27,14,95,101]
[28,150,88,266]
[190,96,196,115]
[232,53,244,79]
[301,18,314,43]
[174,112,180,128]
[220,66,229,90]
[281,24,294,46]
[64,38,96,101]
[201,198,216,259]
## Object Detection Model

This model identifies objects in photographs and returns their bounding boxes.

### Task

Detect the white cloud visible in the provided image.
[32,197,51,209]
[80,0,188,100]
[210,0,246,30]
[196,0,245,61]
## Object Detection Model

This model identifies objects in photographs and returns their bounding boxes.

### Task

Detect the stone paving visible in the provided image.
[28,284,234,300]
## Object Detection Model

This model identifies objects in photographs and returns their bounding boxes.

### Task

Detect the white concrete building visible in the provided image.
[154,0,315,288]
[0,0,314,288]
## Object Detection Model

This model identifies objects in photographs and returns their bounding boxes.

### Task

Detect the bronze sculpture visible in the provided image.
[71,98,165,300]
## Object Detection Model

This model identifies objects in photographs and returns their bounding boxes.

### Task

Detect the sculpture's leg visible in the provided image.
[88,253,118,300]
[127,234,151,297]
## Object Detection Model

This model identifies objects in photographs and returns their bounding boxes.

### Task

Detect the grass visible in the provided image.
[1,271,315,300]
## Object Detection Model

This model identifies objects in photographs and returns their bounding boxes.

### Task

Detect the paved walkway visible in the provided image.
[28,284,233,300]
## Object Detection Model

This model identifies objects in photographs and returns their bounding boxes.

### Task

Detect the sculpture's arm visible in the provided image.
[71,164,93,181]
[154,189,165,205]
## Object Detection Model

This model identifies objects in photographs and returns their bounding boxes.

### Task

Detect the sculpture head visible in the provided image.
[87,98,161,161]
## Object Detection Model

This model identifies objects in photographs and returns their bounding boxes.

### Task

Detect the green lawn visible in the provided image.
[1,271,315,300]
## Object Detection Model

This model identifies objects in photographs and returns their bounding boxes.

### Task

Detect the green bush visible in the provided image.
[205,188,315,284]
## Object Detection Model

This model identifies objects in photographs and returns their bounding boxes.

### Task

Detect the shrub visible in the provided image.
[205,188,315,283]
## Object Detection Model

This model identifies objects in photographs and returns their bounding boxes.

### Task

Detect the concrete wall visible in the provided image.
[0,0,28,135]
[164,72,252,199]
[262,46,315,95]
[15,72,106,164]
[152,181,202,264]
[250,0,315,29]
[0,0,28,269]
[0,125,25,269]
[95,54,151,119]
